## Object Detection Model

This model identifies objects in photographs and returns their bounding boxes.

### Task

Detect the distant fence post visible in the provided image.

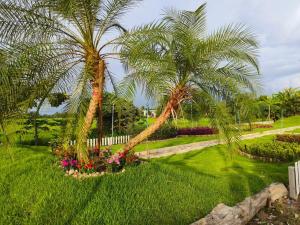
[289,161,300,200]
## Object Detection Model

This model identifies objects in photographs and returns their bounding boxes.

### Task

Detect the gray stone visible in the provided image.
[191,183,288,225]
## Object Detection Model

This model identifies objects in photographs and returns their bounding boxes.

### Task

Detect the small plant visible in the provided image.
[106,151,140,173]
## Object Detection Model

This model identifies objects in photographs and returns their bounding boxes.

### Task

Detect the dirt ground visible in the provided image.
[248,197,300,225]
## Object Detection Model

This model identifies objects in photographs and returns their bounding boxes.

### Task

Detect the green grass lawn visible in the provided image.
[0,136,290,225]
[110,134,218,152]
[172,117,210,128]
[290,128,300,134]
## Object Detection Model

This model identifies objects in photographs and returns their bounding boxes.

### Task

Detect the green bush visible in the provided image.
[149,123,177,140]
[240,141,300,161]
[131,123,177,140]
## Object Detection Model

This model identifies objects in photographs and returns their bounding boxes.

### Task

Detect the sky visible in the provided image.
[41,0,300,114]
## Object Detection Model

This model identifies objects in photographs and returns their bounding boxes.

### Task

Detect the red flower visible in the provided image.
[118,152,125,159]
[94,147,100,154]
[77,164,82,169]
[84,163,94,170]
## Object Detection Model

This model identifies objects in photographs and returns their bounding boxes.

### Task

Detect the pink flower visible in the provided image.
[114,157,120,165]
[61,159,69,167]
[70,159,77,167]
[107,158,113,164]
[107,154,121,165]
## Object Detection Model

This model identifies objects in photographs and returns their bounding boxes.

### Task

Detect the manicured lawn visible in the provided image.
[290,128,300,134]
[173,117,210,128]
[273,115,300,128]
[0,138,290,225]
[110,134,217,152]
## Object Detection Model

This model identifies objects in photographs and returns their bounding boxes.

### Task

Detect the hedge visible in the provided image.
[240,141,300,162]
[177,127,217,136]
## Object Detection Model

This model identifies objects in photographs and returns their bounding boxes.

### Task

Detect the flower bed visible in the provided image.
[239,141,300,162]
[276,134,300,144]
[253,124,273,129]
[177,127,217,136]
[54,145,140,179]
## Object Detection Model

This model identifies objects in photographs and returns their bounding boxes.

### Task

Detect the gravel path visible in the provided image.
[136,126,300,159]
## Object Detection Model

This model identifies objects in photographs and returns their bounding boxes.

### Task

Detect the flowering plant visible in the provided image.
[58,146,140,175]
[106,152,127,172]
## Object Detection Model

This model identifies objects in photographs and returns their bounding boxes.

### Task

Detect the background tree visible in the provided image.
[274,88,300,117]
[232,93,260,130]
[119,4,260,152]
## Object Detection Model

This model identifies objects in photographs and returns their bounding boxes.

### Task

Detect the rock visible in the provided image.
[68,169,75,175]
[268,183,288,202]
[191,183,288,225]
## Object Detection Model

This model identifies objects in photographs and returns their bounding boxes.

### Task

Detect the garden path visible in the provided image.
[136,126,300,159]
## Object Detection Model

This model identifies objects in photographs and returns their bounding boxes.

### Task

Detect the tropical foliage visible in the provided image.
[0,0,142,159]
[120,4,260,152]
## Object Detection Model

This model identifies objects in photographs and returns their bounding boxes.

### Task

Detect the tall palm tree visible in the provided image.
[0,0,140,157]
[119,4,260,152]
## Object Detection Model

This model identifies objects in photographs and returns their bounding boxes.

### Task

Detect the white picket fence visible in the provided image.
[70,135,131,148]
[288,161,300,199]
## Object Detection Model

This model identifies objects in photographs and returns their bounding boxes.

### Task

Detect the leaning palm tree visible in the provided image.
[120,4,260,152]
[0,0,140,156]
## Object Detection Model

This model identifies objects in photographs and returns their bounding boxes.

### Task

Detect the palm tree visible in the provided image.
[275,88,300,116]
[0,0,140,157]
[0,43,71,145]
[119,4,260,152]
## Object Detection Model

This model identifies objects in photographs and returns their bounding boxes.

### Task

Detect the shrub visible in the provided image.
[149,123,177,140]
[240,141,300,162]
[276,134,300,144]
[177,127,217,136]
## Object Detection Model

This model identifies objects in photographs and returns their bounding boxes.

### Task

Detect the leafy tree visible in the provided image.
[274,88,300,117]
[120,4,260,152]
[0,45,72,147]
[233,93,260,130]
[102,93,141,136]
[0,0,141,158]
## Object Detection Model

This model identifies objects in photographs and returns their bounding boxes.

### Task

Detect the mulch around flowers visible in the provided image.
[247,197,300,225]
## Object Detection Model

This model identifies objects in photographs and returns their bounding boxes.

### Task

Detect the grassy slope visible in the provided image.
[0,137,290,225]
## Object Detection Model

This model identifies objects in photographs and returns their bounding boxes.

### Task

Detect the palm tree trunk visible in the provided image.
[78,56,105,158]
[97,60,105,151]
[123,87,186,153]
[77,84,100,156]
